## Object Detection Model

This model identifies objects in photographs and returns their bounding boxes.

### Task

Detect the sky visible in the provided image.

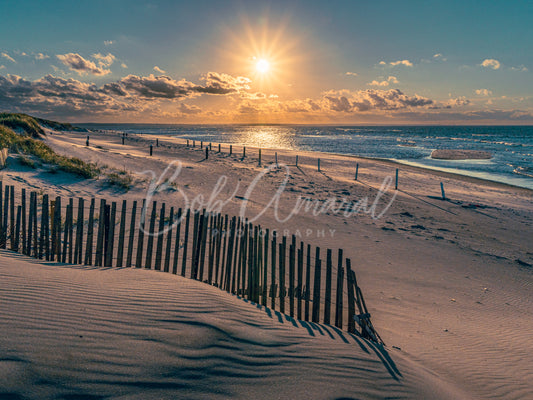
[0,0,532,124]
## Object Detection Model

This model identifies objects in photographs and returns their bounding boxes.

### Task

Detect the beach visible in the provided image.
[1,127,532,399]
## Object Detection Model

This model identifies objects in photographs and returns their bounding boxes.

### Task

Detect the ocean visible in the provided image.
[78,124,533,190]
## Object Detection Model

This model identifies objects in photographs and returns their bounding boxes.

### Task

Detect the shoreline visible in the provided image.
[90,128,533,193]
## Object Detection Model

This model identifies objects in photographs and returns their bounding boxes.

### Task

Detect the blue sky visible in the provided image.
[0,0,531,123]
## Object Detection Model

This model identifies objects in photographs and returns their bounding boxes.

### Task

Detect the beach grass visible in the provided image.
[0,123,99,178]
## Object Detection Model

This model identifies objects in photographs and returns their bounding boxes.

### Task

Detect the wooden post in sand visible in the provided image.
[335,249,344,329]
[395,168,399,190]
[318,158,321,172]
[145,201,157,269]
[279,237,286,313]
[193,140,196,148]
[26,191,33,256]
[31,192,38,257]
[258,148,261,166]
[262,228,269,306]
[187,139,189,147]
[156,138,159,147]
[242,146,246,159]
[200,141,203,149]
[324,248,332,325]
[86,136,89,146]
[270,232,277,310]
[164,206,173,273]
[297,242,303,320]
[181,208,190,277]
[172,208,182,274]
[1,185,7,249]
[346,258,356,334]
[154,203,165,270]
[40,194,50,260]
[125,200,137,268]
[305,243,311,321]
[84,198,95,265]
[289,235,296,317]
[218,143,221,153]
[355,163,359,180]
[74,198,84,264]
[295,155,298,167]
[21,189,26,253]
[0,182,3,249]
[312,247,321,323]
[14,206,20,252]
[10,186,15,250]
[440,182,446,200]
[205,147,209,159]
[135,200,146,268]
[149,144,153,156]
[275,152,278,168]
[116,200,127,267]
[94,199,106,266]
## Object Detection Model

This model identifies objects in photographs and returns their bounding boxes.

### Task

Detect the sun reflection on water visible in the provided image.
[233,126,298,150]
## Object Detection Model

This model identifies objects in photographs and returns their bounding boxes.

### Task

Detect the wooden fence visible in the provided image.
[0,182,382,343]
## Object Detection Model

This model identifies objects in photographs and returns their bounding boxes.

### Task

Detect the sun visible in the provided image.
[256,58,270,74]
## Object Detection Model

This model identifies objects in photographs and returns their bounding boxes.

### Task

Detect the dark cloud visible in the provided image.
[197,72,251,95]
[323,89,434,112]
[56,53,111,76]
[117,74,196,98]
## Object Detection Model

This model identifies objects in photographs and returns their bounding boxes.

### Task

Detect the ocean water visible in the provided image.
[79,124,533,190]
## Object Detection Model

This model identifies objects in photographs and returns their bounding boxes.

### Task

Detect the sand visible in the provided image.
[430,149,493,160]
[1,128,532,399]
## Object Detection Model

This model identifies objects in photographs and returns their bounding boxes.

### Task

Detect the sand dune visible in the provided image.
[0,251,468,400]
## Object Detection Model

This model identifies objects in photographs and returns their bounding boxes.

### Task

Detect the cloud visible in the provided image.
[368,76,399,87]
[432,53,447,61]
[104,40,114,46]
[35,53,49,60]
[1,52,16,63]
[475,89,492,96]
[379,61,387,65]
[56,53,111,76]
[121,63,128,69]
[153,66,166,74]
[510,65,528,72]
[92,53,116,68]
[0,65,5,70]
[481,59,501,70]
[345,72,358,77]
[390,59,413,67]
[322,88,433,112]
[198,72,251,94]
[177,103,202,114]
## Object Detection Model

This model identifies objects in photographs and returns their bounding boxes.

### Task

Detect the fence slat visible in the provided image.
[68,198,74,263]
[312,247,321,323]
[145,201,157,269]
[21,189,26,253]
[84,198,95,265]
[95,199,106,266]
[270,232,277,310]
[324,248,332,325]
[297,242,303,320]
[74,198,84,264]
[105,202,116,267]
[346,258,356,334]
[116,200,127,267]
[154,203,165,270]
[164,206,174,273]
[180,209,190,277]
[335,249,344,329]
[135,200,146,268]
[126,200,137,268]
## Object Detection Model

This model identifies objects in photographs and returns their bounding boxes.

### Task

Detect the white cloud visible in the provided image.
[0,65,5,70]
[368,76,399,87]
[1,52,16,63]
[56,53,111,76]
[345,71,358,77]
[153,66,166,74]
[432,53,447,61]
[121,63,128,69]
[92,53,116,68]
[104,40,114,46]
[379,61,387,65]
[35,53,49,60]
[510,65,528,72]
[390,59,413,67]
[475,89,492,96]
[481,59,501,70]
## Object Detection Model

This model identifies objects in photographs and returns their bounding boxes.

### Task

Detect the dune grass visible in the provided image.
[0,124,99,178]
[0,113,46,138]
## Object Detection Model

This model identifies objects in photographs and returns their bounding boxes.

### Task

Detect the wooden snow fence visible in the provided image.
[0,182,383,344]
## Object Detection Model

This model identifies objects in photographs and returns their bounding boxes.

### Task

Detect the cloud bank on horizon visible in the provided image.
[0,0,531,124]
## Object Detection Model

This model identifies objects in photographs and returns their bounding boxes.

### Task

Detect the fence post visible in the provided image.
[125,200,137,268]
[116,200,127,267]
[2,185,8,248]
[21,188,26,253]
[312,247,321,323]
[218,143,221,153]
[258,148,261,166]
[10,186,15,250]
[303,244,311,321]
[295,155,298,167]
[171,208,181,274]
[74,198,84,264]
[181,209,190,276]
[145,201,157,269]
[164,206,174,273]
[335,249,344,329]
[154,203,165,270]
[440,182,446,200]
[135,200,146,268]
[229,144,232,155]
[289,235,296,318]
[39,194,49,260]
[346,258,356,334]
[297,241,304,320]
[318,158,321,172]
[149,144,153,156]
[324,248,332,325]
[26,192,33,256]
[68,198,74,263]
[223,217,235,291]
[355,163,359,180]
[270,232,277,310]
[198,212,209,281]
[395,168,398,190]
[95,199,106,266]
[14,205,21,252]
[279,236,286,313]
[262,228,269,306]
[0,182,3,248]
[84,198,95,265]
